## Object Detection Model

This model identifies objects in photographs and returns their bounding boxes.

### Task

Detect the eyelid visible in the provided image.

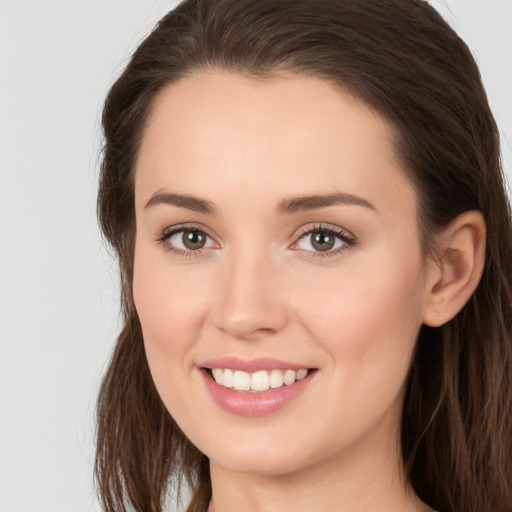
[294,223,354,240]
[156,222,220,256]
[290,223,356,257]
[157,222,217,241]
[155,221,356,258]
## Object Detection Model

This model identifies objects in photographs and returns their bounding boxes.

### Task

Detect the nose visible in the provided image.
[212,251,289,340]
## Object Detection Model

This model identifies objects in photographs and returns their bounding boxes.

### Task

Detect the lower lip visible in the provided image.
[200,369,316,416]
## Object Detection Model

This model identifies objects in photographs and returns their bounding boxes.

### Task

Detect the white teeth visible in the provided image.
[212,368,224,386]
[251,371,270,391]
[210,368,310,392]
[233,370,251,391]
[283,369,296,385]
[296,369,308,380]
[269,369,284,388]
[223,369,234,388]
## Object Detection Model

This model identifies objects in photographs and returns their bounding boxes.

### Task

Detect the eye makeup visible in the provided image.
[155,221,357,260]
[155,222,217,258]
[291,223,356,259]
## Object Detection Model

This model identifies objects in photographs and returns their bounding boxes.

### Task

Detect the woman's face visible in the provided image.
[133,71,433,477]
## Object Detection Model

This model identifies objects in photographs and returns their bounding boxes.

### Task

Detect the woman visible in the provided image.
[95,1,512,511]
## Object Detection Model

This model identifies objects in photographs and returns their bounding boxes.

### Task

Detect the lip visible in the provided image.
[198,358,317,416]
[198,356,311,373]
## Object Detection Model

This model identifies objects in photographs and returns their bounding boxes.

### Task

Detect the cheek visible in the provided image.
[295,246,425,400]
[131,244,218,436]
[132,244,210,383]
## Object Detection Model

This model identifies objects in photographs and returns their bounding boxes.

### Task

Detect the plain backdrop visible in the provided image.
[0,1,510,511]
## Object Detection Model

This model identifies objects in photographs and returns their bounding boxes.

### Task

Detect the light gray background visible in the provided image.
[0,1,510,511]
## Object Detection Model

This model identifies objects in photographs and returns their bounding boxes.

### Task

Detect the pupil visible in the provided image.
[183,230,206,250]
[312,230,335,251]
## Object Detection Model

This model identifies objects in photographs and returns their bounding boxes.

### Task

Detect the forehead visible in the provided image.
[134,70,416,218]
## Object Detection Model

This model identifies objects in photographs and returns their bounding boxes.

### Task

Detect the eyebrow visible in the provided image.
[276,192,377,214]
[144,192,217,215]
[144,191,376,215]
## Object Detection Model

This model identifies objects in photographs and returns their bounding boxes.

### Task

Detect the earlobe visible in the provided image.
[422,210,486,327]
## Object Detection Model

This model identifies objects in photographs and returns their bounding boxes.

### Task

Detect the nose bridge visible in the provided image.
[213,242,288,339]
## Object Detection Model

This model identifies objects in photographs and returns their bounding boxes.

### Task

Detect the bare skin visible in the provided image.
[133,70,484,512]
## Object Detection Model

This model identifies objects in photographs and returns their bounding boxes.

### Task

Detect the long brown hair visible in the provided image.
[95,1,512,511]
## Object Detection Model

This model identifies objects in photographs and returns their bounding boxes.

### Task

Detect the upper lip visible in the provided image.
[198,357,314,373]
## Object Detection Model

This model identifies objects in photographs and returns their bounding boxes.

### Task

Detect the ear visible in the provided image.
[422,210,486,327]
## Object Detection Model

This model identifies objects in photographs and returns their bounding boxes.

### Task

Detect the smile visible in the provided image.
[211,368,309,392]
[198,358,317,416]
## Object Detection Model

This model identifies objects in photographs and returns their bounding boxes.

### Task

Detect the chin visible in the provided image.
[200,431,323,477]
[211,451,310,477]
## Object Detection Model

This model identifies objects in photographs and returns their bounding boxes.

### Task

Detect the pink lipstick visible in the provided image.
[198,357,317,416]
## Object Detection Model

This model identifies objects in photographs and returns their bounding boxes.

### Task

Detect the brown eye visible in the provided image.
[166,228,214,252]
[182,229,207,250]
[310,230,336,252]
[295,227,349,254]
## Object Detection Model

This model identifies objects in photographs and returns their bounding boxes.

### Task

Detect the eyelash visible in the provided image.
[156,223,216,258]
[293,223,356,259]
[156,223,356,259]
